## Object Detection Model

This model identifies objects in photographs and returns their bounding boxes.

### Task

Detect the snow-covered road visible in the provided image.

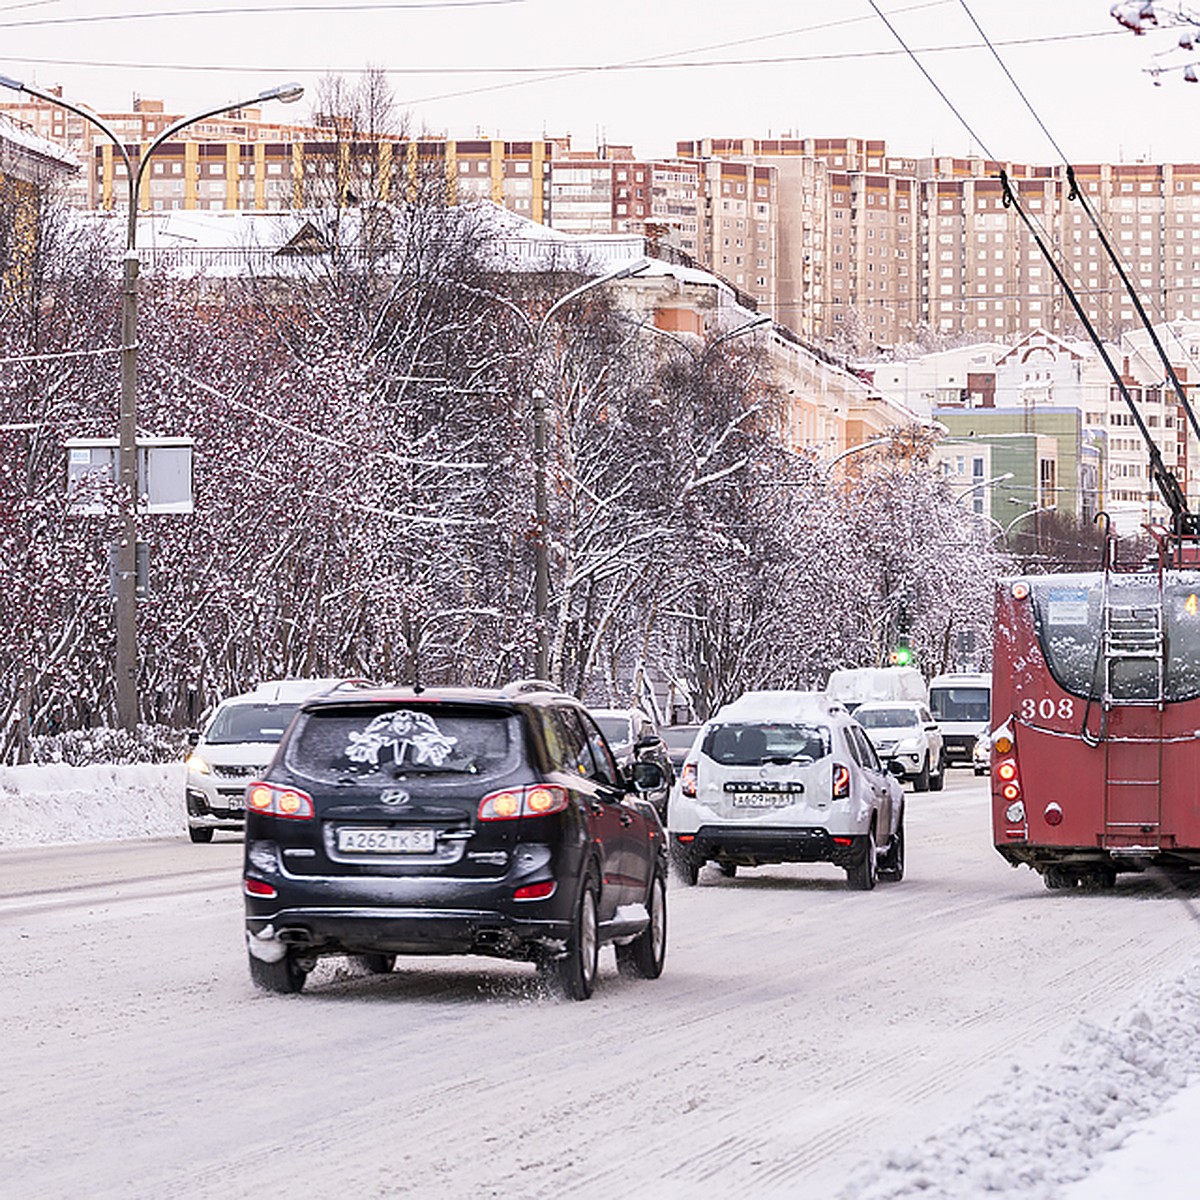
[2,769,1199,1198]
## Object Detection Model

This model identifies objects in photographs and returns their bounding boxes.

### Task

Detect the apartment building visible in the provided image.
[0,114,78,302]
[880,325,1197,534]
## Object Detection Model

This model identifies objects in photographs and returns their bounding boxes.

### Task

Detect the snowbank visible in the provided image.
[840,960,1200,1199]
[0,761,185,847]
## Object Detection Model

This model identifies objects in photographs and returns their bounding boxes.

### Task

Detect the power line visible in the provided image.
[0,28,1123,91]
[0,0,523,29]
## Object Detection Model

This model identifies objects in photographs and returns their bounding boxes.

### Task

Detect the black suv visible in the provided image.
[243,681,668,999]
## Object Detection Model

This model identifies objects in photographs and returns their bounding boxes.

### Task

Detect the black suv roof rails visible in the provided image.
[500,679,565,698]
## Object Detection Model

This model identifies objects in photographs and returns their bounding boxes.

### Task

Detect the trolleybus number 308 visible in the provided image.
[1018,697,1076,722]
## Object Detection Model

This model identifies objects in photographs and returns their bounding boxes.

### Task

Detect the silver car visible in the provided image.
[185,678,358,842]
[852,701,946,792]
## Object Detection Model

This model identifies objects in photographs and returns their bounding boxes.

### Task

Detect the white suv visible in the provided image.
[668,691,905,890]
[185,679,357,843]
[852,701,945,792]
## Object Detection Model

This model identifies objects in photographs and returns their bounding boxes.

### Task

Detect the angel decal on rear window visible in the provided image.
[345,710,458,768]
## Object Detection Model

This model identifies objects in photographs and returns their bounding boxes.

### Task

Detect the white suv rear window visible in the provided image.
[701,723,830,767]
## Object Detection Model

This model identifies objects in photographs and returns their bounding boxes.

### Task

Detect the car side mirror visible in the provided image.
[633,735,661,753]
[887,760,907,778]
[187,730,201,747]
[630,760,665,792]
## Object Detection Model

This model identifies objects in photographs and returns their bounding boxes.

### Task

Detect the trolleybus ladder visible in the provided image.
[1099,574,1165,844]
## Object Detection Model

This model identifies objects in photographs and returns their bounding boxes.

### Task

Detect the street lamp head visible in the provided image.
[258,83,305,104]
[609,256,654,282]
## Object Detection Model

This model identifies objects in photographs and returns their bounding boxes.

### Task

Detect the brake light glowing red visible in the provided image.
[478,784,569,821]
[832,763,851,800]
[243,877,277,898]
[681,762,697,798]
[245,782,314,820]
[513,880,556,901]
[996,752,1021,803]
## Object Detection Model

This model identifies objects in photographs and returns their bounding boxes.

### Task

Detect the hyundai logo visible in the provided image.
[380,788,411,806]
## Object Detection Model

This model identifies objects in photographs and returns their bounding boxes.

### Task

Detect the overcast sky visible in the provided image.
[1,0,1197,166]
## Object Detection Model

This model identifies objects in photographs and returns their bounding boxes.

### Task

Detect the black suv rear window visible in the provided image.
[702,722,830,766]
[283,704,521,784]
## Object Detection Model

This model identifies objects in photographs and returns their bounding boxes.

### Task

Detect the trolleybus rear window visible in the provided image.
[1027,572,1200,702]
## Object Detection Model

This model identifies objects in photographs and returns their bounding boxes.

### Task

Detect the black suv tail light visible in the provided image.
[478,784,569,821]
[247,782,314,820]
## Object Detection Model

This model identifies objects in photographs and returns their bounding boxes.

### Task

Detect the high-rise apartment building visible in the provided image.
[11,88,1200,350]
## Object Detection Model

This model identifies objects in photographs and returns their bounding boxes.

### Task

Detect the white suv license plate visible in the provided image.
[336,827,436,854]
[731,794,794,808]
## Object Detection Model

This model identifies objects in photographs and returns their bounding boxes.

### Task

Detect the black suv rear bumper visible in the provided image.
[246,903,572,959]
[244,860,581,960]
[672,826,862,869]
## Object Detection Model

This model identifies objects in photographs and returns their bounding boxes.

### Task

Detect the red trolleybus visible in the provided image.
[991,528,1200,889]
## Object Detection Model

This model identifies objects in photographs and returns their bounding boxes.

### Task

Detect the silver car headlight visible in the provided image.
[186,752,212,776]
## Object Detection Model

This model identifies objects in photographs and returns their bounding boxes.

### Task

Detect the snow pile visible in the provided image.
[840,965,1200,1199]
[0,762,185,847]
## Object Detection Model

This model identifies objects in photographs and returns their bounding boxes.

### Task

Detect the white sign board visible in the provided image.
[65,437,194,515]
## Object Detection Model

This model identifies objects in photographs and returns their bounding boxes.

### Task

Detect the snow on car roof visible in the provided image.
[712,690,843,723]
[241,678,351,704]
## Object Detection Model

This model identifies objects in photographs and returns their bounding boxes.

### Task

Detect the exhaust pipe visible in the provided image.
[276,927,314,947]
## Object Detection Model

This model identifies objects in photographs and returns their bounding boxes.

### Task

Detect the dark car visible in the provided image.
[659,723,702,772]
[243,681,668,999]
[588,707,674,818]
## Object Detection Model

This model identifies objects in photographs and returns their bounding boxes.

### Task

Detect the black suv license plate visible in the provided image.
[336,827,436,854]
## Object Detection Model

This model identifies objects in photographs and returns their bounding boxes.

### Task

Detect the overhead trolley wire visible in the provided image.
[956,0,1200,452]
[869,0,1199,531]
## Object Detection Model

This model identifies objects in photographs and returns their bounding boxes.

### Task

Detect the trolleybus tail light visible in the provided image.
[832,763,851,800]
[997,759,1018,782]
[1011,582,1030,600]
[993,732,1013,755]
[1044,802,1064,827]
[1005,801,1026,823]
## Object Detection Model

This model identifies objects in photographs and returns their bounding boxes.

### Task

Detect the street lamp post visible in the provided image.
[0,77,303,730]
[528,257,651,680]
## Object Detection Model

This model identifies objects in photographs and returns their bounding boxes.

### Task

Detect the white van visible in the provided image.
[927,672,991,766]
[824,667,927,714]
